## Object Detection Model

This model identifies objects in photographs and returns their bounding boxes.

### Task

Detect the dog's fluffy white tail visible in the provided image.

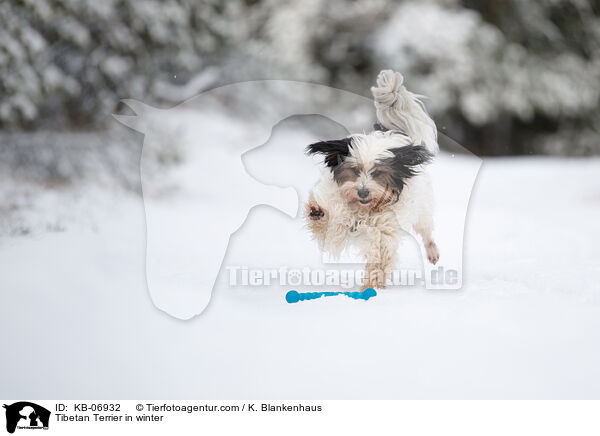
[371,70,438,154]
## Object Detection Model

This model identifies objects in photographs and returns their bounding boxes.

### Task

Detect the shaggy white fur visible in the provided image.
[305,70,439,289]
[371,70,439,154]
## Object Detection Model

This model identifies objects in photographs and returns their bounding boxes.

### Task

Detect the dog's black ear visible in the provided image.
[306,138,352,168]
[387,145,433,180]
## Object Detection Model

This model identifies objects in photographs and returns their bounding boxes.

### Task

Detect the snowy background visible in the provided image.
[1,0,600,399]
[1,113,599,399]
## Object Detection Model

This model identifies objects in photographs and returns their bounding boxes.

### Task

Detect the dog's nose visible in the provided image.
[357,188,369,199]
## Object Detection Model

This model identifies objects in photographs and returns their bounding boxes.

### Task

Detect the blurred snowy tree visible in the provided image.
[229,0,390,90]
[233,0,600,155]
[463,0,600,154]
[1,0,598,155]
[0,0,255,129]
[372,0,600,154]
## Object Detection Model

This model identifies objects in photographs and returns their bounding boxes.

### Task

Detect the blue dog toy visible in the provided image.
[285,288,377,303]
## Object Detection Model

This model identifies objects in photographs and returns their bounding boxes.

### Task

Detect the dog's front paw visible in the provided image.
[426,241,439,265]
[304,198,328,237]
[305,198,327,222]
[308,204,325,221]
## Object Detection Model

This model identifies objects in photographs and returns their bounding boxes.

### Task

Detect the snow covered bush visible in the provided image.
[371,0,600,154]
[233,0,389,86]
[221,0,600,155]
[1,0,598,155]
[0,0,254,129]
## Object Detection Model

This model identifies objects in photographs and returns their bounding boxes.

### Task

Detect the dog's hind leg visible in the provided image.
[414,213,439,265]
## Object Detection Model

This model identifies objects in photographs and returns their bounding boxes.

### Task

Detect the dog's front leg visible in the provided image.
[304,192,329,247]
[305,192,351,259]
[362,222,398,290]
[363,226,384,289]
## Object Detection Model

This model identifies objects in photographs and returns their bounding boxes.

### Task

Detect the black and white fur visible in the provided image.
[304,70,439,289]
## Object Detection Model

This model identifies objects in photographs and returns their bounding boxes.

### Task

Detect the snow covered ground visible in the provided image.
[1,109,600,399]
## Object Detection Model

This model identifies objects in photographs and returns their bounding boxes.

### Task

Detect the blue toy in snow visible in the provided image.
[285,288,377,303]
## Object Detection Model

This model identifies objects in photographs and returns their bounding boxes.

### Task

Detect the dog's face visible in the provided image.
[307,132,432,211]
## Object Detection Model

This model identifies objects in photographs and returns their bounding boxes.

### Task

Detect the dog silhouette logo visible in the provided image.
[3,402,50,433]
[114,79,480,318]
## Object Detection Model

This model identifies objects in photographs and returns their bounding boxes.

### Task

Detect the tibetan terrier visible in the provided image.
[305,70,439,289]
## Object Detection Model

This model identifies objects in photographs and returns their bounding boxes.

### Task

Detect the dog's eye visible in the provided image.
[352,168,360,176]
[371,170,381,177]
